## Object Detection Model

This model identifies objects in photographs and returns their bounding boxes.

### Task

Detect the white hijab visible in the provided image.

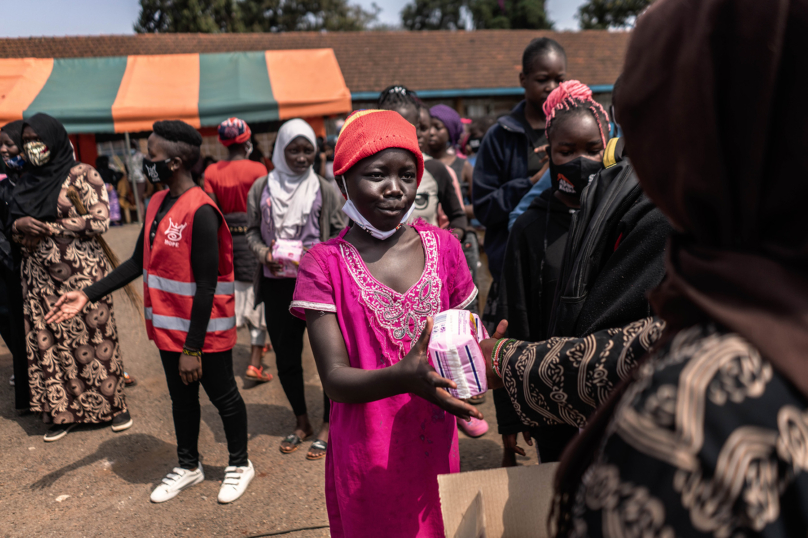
[268,119,320,239]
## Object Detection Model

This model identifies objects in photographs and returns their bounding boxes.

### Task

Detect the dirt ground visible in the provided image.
[0,224,537,537]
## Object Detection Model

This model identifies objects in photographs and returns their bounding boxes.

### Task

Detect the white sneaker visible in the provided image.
[150,467,205,503]
[217,460,255,504]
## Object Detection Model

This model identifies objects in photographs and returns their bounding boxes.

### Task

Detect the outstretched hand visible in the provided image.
[481,319,508,390]
[397,317,484,422]
[44,291,89,325]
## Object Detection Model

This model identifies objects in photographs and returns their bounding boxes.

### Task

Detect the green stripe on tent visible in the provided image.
[24,56,128,133]
[198,52,278,127]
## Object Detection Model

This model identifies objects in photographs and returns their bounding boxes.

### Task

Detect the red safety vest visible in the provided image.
[143,187,236,353]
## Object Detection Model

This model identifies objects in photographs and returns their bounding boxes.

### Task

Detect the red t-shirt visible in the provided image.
[203,160,268,214]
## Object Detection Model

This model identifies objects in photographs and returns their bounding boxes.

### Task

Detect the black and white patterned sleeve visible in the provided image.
[498,317,666,428]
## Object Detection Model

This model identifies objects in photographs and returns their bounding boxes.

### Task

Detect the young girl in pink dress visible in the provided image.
[290,110,483,537]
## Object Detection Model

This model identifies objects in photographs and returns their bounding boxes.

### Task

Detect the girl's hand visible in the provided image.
[396,317,484,421]
[179,353,203,385]
[502,431,534,467]
[14,217,50,236]
[264,241,284,275]
[530,145,550,184]
[481,319,508,390]
[44,291,89,325]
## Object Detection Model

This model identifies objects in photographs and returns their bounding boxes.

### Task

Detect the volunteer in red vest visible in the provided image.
[204,117,271,382]
[45,120,254,505]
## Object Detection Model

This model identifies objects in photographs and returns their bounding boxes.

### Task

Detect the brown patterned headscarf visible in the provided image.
[617,0,808,397]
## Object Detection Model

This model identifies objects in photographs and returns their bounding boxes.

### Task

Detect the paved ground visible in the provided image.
[0,224,537,537]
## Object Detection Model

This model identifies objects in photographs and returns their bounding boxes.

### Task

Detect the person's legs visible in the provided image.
[198,349,249,468]
[136,181,147,217]
[4,267,29,410]
[532,424,579,463]
[159,350,202,470]
[264,278,308,416]
[248,323,266,370]
[263,277,312,448]
[306,392,331,460]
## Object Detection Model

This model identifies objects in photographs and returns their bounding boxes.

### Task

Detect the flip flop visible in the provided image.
[306,440,328,461]
[280,434,303,454]
[124,372,137,387]
[245,365,273,383]
[469,394,486,405]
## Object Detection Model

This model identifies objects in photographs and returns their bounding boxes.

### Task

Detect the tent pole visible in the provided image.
[124,132,143,225]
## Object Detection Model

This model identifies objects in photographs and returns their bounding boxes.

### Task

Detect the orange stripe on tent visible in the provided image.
[112,54,200,133]
[265,49,351,120]
[0,58,54,125]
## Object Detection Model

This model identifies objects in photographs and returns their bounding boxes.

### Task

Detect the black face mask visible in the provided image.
[550,156,604,196]
[142,157,173,184]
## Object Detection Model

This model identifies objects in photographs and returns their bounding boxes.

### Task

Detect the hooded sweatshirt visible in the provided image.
[472,101,546,282]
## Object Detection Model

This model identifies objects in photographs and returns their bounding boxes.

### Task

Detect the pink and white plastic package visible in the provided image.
[428,309,489,400]
[271,239,304,278]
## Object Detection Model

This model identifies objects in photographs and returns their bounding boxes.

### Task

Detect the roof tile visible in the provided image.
[0,30,628,93]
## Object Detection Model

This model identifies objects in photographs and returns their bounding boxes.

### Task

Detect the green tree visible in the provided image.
[401,0,464,30]
[135,0,379,33]
[468,0,552,30]
[135,0,243,32]
[400,0,552,31]
[577,0,653,30]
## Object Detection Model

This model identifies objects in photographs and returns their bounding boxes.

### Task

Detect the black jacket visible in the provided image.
[225,212,257,283]
[472,101,546,282]
[499,189,575,342]
[498,155,671,439]
[549,158,671,337]
[495,188,577,438]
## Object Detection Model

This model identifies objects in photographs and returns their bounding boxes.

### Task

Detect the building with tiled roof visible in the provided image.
[0,30,628,116]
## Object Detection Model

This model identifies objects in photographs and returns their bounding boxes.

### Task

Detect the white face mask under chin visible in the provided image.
[340,177,416,240]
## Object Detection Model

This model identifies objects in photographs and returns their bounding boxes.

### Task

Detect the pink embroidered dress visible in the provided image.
[291,221,477,538]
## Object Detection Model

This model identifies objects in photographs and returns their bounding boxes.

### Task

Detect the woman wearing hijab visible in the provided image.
[427,104,474,191]
[10,113,130,442]
[246,118,344,460]
[482,0,808,535]
[1,120,27,184]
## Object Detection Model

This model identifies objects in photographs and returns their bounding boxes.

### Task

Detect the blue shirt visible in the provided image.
[508,169,552,231]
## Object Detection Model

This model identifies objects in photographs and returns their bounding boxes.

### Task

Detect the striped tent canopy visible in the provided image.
[0,49,351,133]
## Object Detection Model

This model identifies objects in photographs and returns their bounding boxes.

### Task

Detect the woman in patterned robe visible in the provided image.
[484,0,808,535]
[10,114,130,442]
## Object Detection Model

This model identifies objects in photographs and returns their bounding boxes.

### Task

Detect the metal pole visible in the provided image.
[124,132,143,224]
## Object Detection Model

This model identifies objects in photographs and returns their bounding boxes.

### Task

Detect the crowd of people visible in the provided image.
[2,0,808,535]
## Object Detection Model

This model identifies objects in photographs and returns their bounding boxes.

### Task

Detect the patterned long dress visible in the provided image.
[21,163,126,424]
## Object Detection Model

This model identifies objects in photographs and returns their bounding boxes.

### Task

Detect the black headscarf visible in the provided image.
[1,120,24,152]
[618,0,808,399]
[12,113,77,221]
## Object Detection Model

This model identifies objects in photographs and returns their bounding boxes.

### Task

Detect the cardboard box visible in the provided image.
[438,463,559,538]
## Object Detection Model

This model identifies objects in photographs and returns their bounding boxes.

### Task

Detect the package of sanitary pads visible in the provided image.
[428,309,489,400]
[271,239,304,278]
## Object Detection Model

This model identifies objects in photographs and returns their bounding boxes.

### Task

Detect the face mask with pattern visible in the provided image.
[24,141,50,167]
[3,154,25,170]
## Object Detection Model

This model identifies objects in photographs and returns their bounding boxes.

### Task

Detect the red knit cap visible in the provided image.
[333,110,424,196]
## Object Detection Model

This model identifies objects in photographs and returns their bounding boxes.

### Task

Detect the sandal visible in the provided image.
[245,365,273,383]
[306,440,328,461]
[124,372,137,387]
[469,394,486,405]
[280,434,303,454]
